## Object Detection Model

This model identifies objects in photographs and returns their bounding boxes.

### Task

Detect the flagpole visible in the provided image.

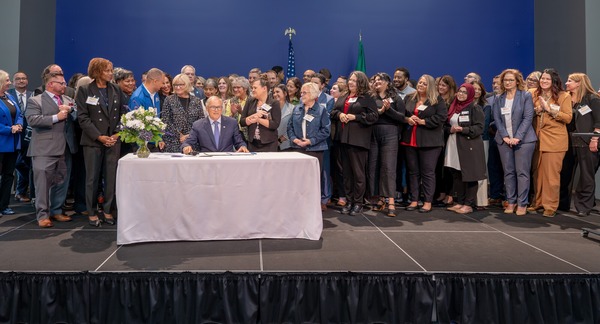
[285,27,296,81]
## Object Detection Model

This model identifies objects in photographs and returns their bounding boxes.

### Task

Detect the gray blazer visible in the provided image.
[25,92,77,157]
[492,90,537,145]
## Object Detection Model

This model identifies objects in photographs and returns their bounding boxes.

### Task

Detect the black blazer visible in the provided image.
[401,95,447,148]
[330,94,378,149]
[571,93,600,147]
[239,97,281,145]
[76,82,128,147]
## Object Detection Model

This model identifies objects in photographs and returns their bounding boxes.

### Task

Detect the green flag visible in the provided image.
[355,33,366,73]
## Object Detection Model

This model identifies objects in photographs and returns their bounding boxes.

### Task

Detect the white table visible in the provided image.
[116,152,323,244]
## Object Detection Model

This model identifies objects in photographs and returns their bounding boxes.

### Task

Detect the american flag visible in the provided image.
[286,39,296,81]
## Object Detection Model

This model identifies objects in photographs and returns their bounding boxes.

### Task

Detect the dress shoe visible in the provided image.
[527,206,543,213]
[1,208,15,215]
[386,205,396,217]
[349,204,363,216]
[447,204,463,212]
[103,214,116,225]
[15,194,31,202]
[455,206,473,214]
[419,207,432,213]
[38,218,54,228]
[340,205,351,214]
[516,206,527,216]
[88,217,102,227]
[542,210,556,218]
[51,214,72,222]
[405,205,418,211]
[504,204,516,214]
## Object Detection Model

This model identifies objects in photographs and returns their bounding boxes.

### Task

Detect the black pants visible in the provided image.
[451,169,478,206]
[573,146,600,213]
[249,140,278,152]
[368,125,398,198]
[341,144,368,205]
[0,152,17,210]
[558,142,576,211]
[331,141,346,200]
[405,146,442,203]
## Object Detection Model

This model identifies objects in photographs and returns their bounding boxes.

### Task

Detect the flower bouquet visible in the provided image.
[118,107,166,158]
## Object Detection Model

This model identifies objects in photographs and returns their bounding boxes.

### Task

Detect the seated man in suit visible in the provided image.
[182,96,249,154]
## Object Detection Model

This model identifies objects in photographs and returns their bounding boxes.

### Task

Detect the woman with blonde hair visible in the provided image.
[492,69,537,216]
[565,73,600,216]
[161,73,205,153]
[401,74,448,213]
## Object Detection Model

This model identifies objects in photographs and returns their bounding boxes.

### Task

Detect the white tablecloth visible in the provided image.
[116,152,323,244]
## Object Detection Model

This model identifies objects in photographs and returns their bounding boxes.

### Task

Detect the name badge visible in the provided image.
[550,104,560,112]
[86,96,99,105]
[348,97,357,103]
[417,105,427,111]
[501,107,511,115]
[458,115,470,123]
[579,105,592,116]
[260,103,272,112]
[303,114,315,122]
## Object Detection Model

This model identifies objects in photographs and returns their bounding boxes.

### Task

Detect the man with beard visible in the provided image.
[393,67,415,100]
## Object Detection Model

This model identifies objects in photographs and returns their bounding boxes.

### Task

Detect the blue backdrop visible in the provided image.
[55,0,534,87]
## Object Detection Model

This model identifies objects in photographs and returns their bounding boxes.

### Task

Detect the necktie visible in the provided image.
[18,93,24,108]
[54,95,62,106]
[213,121,220,149]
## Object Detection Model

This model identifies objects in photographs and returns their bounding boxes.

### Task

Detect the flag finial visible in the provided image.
[285,27,296,40]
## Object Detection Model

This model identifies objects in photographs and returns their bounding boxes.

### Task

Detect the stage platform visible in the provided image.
[1,199,600,273]
[1,199,600,323]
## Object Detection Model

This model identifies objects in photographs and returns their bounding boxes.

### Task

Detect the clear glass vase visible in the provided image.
[136,141,150,158]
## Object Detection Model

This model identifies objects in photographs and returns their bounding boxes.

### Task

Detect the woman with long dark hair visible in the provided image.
[368,72,405,217]
[240,78,281,152]
[331,71,378,215]
[528,69,572,217]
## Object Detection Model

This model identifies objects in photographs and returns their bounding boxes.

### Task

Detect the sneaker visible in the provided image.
[1,208,16,215]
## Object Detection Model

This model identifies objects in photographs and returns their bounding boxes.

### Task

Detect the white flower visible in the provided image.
[148,107,155,113]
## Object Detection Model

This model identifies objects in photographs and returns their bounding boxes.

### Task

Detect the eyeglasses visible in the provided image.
[50,81,66,86]
[504,79,516,83]
[173,84,185,87]
[14,77,28,81]
[207,106,222,110]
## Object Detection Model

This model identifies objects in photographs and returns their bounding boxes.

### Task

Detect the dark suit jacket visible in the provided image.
[239,97,281,145]
[330,94,378,149]
[492,90,537,145]
[8,89,34,146]
[400,95,447,148]
[571,93,600,147]
[26,92,77,157]
[76,82,127,147]
[183,116,246,152]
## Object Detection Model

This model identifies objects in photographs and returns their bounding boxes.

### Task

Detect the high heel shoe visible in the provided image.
[504,204,516,214]
[89,217,102,227]
[103,214,116,225]
[386,204,396,217]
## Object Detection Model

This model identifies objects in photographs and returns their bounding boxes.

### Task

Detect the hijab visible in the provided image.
[447,83,475,121]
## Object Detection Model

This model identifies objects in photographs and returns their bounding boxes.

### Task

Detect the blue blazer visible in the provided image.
[0,93,23,152]
[7,89,33,145]
[492,90,537,145]
[317,92,334,113]
[183,116,246,152]
[128,85,161,116]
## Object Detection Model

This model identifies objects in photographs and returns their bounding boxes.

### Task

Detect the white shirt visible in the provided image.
[504,98,514,138]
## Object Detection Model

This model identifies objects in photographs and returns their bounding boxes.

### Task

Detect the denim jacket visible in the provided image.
[287,101,330,152]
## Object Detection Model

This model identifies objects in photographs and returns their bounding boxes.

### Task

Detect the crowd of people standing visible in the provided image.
[1,58,599,228]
